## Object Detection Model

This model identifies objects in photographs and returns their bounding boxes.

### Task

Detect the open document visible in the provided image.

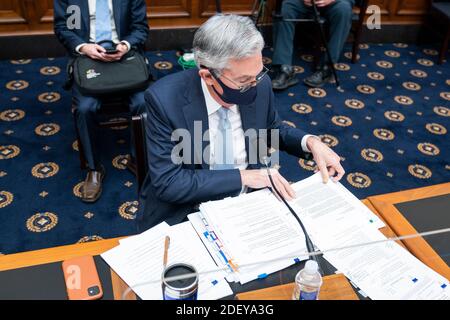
[197,188,309,284]
[191,171,383,285]
[101,222,232,300]
[289,173,449,300]
[188,211,304,284]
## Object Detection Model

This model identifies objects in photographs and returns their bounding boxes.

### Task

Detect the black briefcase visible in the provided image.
[70,46,152,96]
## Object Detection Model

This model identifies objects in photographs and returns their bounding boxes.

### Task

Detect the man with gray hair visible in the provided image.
[137,14,344,231]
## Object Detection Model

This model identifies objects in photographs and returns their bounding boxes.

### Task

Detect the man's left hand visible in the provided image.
[306,136,345,183]
[101,43,129,62]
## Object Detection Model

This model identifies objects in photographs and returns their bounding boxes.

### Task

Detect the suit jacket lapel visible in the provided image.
[182,71,210,169]
[112,0,121,39]
[78,0,90,39]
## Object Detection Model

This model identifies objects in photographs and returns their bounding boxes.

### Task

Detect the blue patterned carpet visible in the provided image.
[0,43,449,255]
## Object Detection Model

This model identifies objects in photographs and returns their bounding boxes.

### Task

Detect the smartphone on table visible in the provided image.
[62,255,103,300]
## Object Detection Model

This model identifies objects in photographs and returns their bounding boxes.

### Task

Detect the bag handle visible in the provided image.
[96,40,116,48]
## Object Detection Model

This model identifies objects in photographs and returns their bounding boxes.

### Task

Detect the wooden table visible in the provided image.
[0,237,136,300]
[1,185,447,300]
[236,274,359,300]
[368,182,450,281]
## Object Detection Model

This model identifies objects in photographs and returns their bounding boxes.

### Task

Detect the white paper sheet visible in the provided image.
[289,173,449,300]
[188,211,301,284]
[289,172,385,229]
[200,189,308,266]
[102,222,233,300]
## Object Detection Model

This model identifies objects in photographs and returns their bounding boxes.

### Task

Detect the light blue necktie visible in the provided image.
[213,108,234,170]
[95,0,113,45]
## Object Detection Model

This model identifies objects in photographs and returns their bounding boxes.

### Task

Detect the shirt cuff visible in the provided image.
[75,43,87,55]
[301,134,317,153]
[121,41,131,52]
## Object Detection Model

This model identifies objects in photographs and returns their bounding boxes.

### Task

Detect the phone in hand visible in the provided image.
[104,47,118,54]
[62,256,103,300]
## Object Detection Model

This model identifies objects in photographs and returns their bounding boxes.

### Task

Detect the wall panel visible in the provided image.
[0,0,434,36]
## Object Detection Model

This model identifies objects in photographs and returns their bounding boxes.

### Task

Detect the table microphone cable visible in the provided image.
[261,155,331,276]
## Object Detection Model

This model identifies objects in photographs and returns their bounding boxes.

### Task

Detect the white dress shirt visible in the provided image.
[75,0,130,54]
[200,79,313,170]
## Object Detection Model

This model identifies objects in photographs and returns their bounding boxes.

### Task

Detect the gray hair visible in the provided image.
[193,14,265,73]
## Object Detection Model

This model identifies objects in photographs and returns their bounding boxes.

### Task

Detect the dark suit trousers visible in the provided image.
[272,0,354,66]
[72,85,146,170]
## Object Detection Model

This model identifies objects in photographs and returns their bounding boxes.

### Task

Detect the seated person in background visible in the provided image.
[272,0,354,89]
[54,0,149,202]
[137,14,345,232]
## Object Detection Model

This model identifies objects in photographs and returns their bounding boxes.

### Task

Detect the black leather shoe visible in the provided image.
[271,65,299,90]
[303,66,334,88]
[81,165,105,203]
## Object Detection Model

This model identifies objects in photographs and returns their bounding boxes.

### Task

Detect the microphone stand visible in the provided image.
[215,0,222,13]
[251,0,268,26]
[310,0,340,87]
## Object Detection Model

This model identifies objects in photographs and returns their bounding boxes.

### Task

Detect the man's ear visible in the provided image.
[199,69,215,86]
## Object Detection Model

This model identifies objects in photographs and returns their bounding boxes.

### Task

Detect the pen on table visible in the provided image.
[163,235,170,269]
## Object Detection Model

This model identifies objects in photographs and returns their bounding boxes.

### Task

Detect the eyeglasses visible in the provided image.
[209,65,269,93]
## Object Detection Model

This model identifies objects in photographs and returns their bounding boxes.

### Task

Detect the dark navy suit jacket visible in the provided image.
[54,0,149,55]
[137,68,310,232]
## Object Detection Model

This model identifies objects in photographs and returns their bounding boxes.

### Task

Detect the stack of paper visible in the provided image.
[191,189,310,284]
[288,173,449,300]
[101,221,233,300]
[102,171,449,300]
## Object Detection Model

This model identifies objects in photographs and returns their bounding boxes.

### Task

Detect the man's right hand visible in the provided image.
[79,44,109,61]
[240,169,296,201]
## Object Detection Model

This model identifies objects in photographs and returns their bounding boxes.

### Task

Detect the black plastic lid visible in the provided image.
[164,264,197,289]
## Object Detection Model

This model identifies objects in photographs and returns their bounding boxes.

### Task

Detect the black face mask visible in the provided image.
[210,74,258,106]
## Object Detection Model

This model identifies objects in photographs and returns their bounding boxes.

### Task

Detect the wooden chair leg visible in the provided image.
[439,27,450,65]
[73,108,88,170]
[351,35,360,64]
[132,115,147,193]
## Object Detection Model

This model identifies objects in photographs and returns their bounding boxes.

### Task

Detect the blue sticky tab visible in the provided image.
[203,231,209,238]
[294,258,300,263]
[210,231,218,240]
[441,284,447,289]
[219,250,227,261]
[412,278,418,283]
[258,273,268,279]
[211,280,218,286]
[216,252,227,264]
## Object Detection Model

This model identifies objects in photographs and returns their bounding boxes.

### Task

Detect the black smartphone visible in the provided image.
[104,48,118,54]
